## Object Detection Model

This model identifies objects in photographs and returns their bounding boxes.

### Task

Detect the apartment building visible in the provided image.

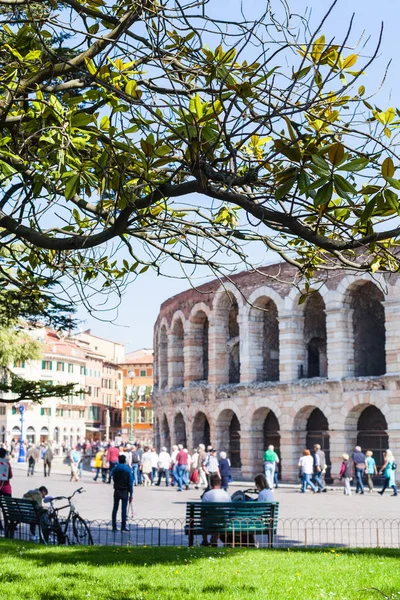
[120,348,153,444]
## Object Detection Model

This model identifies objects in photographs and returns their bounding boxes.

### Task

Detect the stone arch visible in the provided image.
[192,411,211,449]
[292,403,331,480]
[216,408,241,469]
[169,315,185,387]
[344,280,386,377]
[247,292,280,383]
[158,323,168,389]
[251,407,280,477]
[174,412,187,447]
[211,286,244,384]
[345,403,389,470]
[187,305,210,383]
[26,426,36,444]
[161,414,171,449]
[303,292,327,378]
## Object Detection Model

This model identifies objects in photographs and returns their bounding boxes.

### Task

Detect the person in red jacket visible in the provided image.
[0,448,13,532]
[0,448,12,497]
[106,443,120,484]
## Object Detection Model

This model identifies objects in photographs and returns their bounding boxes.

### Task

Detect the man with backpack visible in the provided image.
[312,444,327,493]
[131,445,140,486]
[43,445,54,477]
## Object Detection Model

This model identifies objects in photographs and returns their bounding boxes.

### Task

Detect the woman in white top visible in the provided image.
[298,449,317,493]
[254,474,274,502]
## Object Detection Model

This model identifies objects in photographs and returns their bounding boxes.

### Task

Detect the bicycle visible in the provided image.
[41,487,94,546]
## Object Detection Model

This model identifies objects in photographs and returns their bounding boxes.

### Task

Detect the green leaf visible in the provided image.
[334,174,357,195]
[384,176,400,190]
[275,178,296,200]
[100,115,110,130]
[292,66,311,80]
[360,198,376,223]
[328,143,345,166]
[338,158,369,172]
[382,157,395,178]
[311,35,325,63]
[64,174,80,200]
[313,181,333,207]
[140,139,154,157]
[311,154,330,173]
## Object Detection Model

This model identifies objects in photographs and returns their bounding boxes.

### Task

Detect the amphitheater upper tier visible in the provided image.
[152,262,400,481]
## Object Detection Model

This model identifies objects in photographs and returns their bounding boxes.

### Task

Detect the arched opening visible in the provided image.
[303,293,327,378]
[26,426,35,444]
[249,297,280,382]
[192,412,211,448]
[174,412,187,447]
[350,282,386,376]
[357,405,388,471]
[53,427,60,444]
[161,415,171,449]
[188,311,209,382]
[11,426,20,441]
[306,408,331,482]
[251,408,280,476]
[159,326,168,389]
[170,318,184,387]
[40,426,49,444]
[217,409,241,470]
[228,300,240,384]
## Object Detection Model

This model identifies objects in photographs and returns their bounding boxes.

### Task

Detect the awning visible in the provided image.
[85,427,100,432]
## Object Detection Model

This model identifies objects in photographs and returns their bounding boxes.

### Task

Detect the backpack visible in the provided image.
[0,459,9,481]
[392,461,397,470]
[131,451,140,464]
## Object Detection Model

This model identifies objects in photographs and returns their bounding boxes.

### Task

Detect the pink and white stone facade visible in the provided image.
[152,263,400,482]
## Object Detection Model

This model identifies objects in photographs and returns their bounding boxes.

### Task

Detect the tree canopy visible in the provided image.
[0,0,400,298]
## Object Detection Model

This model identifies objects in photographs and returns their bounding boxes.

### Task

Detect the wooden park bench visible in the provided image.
[185,501,279,548]
[0,496,45,541]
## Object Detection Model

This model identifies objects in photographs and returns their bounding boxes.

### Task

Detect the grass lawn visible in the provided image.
[0,540,399,600]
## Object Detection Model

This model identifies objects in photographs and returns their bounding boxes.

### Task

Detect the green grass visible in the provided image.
[0,540,399,600]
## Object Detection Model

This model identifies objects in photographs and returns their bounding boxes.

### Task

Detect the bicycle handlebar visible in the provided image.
[49,488,85,503]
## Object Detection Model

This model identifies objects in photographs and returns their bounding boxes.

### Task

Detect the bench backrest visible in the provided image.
[186,501,279,532]
[0,496,39,524]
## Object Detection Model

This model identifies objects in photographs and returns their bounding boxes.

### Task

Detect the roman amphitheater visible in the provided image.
[152,262,400,482]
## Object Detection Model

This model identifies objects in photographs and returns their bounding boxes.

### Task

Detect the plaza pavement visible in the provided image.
[9,459,399,522]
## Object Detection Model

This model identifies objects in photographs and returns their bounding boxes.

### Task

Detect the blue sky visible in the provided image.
[76,0,400,352]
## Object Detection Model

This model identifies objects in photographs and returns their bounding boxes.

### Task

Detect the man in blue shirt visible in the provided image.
[111,455,133,532]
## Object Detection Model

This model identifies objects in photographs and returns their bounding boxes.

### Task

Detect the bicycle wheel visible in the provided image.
[72,515,93,545]
[40,514,66,545]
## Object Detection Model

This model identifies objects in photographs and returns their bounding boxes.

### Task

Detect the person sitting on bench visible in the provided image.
[201,473,231,546]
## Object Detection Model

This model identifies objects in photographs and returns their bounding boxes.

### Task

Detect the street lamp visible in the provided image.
[126,377,136,443]
[17,404,26,463]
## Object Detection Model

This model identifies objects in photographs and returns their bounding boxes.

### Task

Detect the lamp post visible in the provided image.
[105,408,110,442]
[17,404,26,463]
[125,383,136,443]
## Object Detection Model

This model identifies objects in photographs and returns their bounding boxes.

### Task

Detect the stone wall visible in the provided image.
[153,264,400,482]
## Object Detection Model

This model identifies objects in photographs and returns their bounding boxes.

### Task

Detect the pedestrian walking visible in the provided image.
[141,446,152,487]
[150,447,159,485]
[298,449,316,493]
[352,446,366,494]
[43,445,54,477]
[218,452,231,491]
[365,450,377,492]
[339,453,352,496]
[131,445,140,486]
[170,445,178,486]
[157,447,171,486]
[106,443,120,483]
[111,455,133,532]
[70,448,81,482]
[263,445,279,489]
[101,449,109,482]
[203,448,220,488]
[175,444,189,491]
[26,445,40,476]
[197,444,208,489]
[312,444,327,492]
[378,450,398,496]
[190,448,199,486]
[93,448,104,482]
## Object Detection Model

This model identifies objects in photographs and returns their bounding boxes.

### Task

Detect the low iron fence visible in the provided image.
[2,517,400,549]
